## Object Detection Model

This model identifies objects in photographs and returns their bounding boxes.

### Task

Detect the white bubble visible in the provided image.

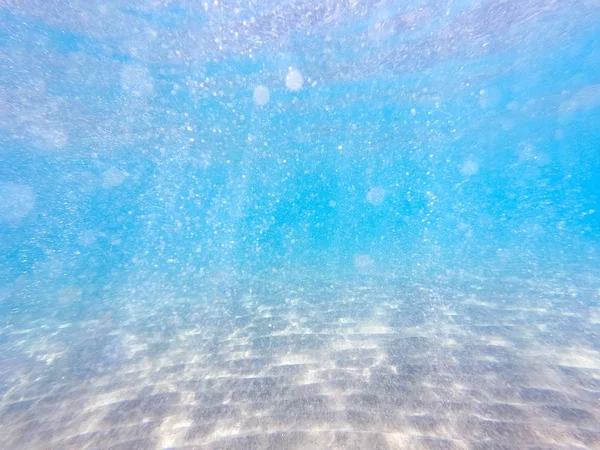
[285,69,303,91]
[121,66,154,97]
[354,254,374,272]
[0,183,35,223]
[460,159,479,176]
[102,167,128,188]
[410,108,416,116]
[328,200,337,207]
[366,187,386,206]
[253,85,270,106]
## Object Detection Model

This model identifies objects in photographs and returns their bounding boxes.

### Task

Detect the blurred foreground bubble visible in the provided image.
[367,8,394,42]
[253,85,270,105]
[0,183,36,224]
[479,88,501,109]
[0,287,11,303]
[58,287,83,305]
[460,159,479,176]
[285,69,303,91]
[78,230,98,247]
[354,254,374,273]
[102,167,128,188]
[366,186,386,206]
[559,84,600,114]
[29,126,69,150]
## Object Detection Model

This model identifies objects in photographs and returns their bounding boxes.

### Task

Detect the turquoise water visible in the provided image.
[1,1,600,449]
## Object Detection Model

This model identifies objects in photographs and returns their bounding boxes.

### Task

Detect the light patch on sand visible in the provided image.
[188,353,215,364]
[125,355,153,374]
[162,417,192,430]
[386,434,412,447]
[270,327,296,337]
[371,351,388,369]
[483,337,513,347]
[76,414,109,437]
[226,351,253,360]
[358,323,392,335]
[13,328,34,335]
[507,306,548,314]
[179,391,195,404]
[128,342,148,353]
[256,305,274,318]
[327,340,354,352]
[590,307,600,324]
[299,363,336,385]
[152,384,181,397]
[440,337,458,347]
[79,319,103,329]
[180,328,202,337]
[462,297,495,308]
[283,310,299,322]
[223,334,250,347]
[22,337,52,358]
[85,388,145,411]
[284,297,300,306]
[278,354,315,365]
[223,329,245,342]
[208,421,244,441]
[557,348,600,369]
[37,352,63,364]
[437,304,459,316]
[57,323,72,329]
[157,434,177,449]
[157,415,194,449]
[328,339,380,352]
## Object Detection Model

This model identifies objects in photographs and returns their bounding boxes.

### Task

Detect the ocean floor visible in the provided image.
[1,271,599,449]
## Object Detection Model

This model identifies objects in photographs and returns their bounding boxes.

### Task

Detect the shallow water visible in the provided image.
[1,1,600,449]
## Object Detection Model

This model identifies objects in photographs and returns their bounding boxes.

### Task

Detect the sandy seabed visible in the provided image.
[1,272,599,449]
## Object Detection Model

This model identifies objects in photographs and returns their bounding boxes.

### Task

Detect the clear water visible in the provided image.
[1,1,600,449]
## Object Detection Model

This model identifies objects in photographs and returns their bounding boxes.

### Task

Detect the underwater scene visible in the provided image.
[1,0,600,448]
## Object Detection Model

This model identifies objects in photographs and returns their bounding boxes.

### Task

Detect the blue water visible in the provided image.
[1,1,600,449]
